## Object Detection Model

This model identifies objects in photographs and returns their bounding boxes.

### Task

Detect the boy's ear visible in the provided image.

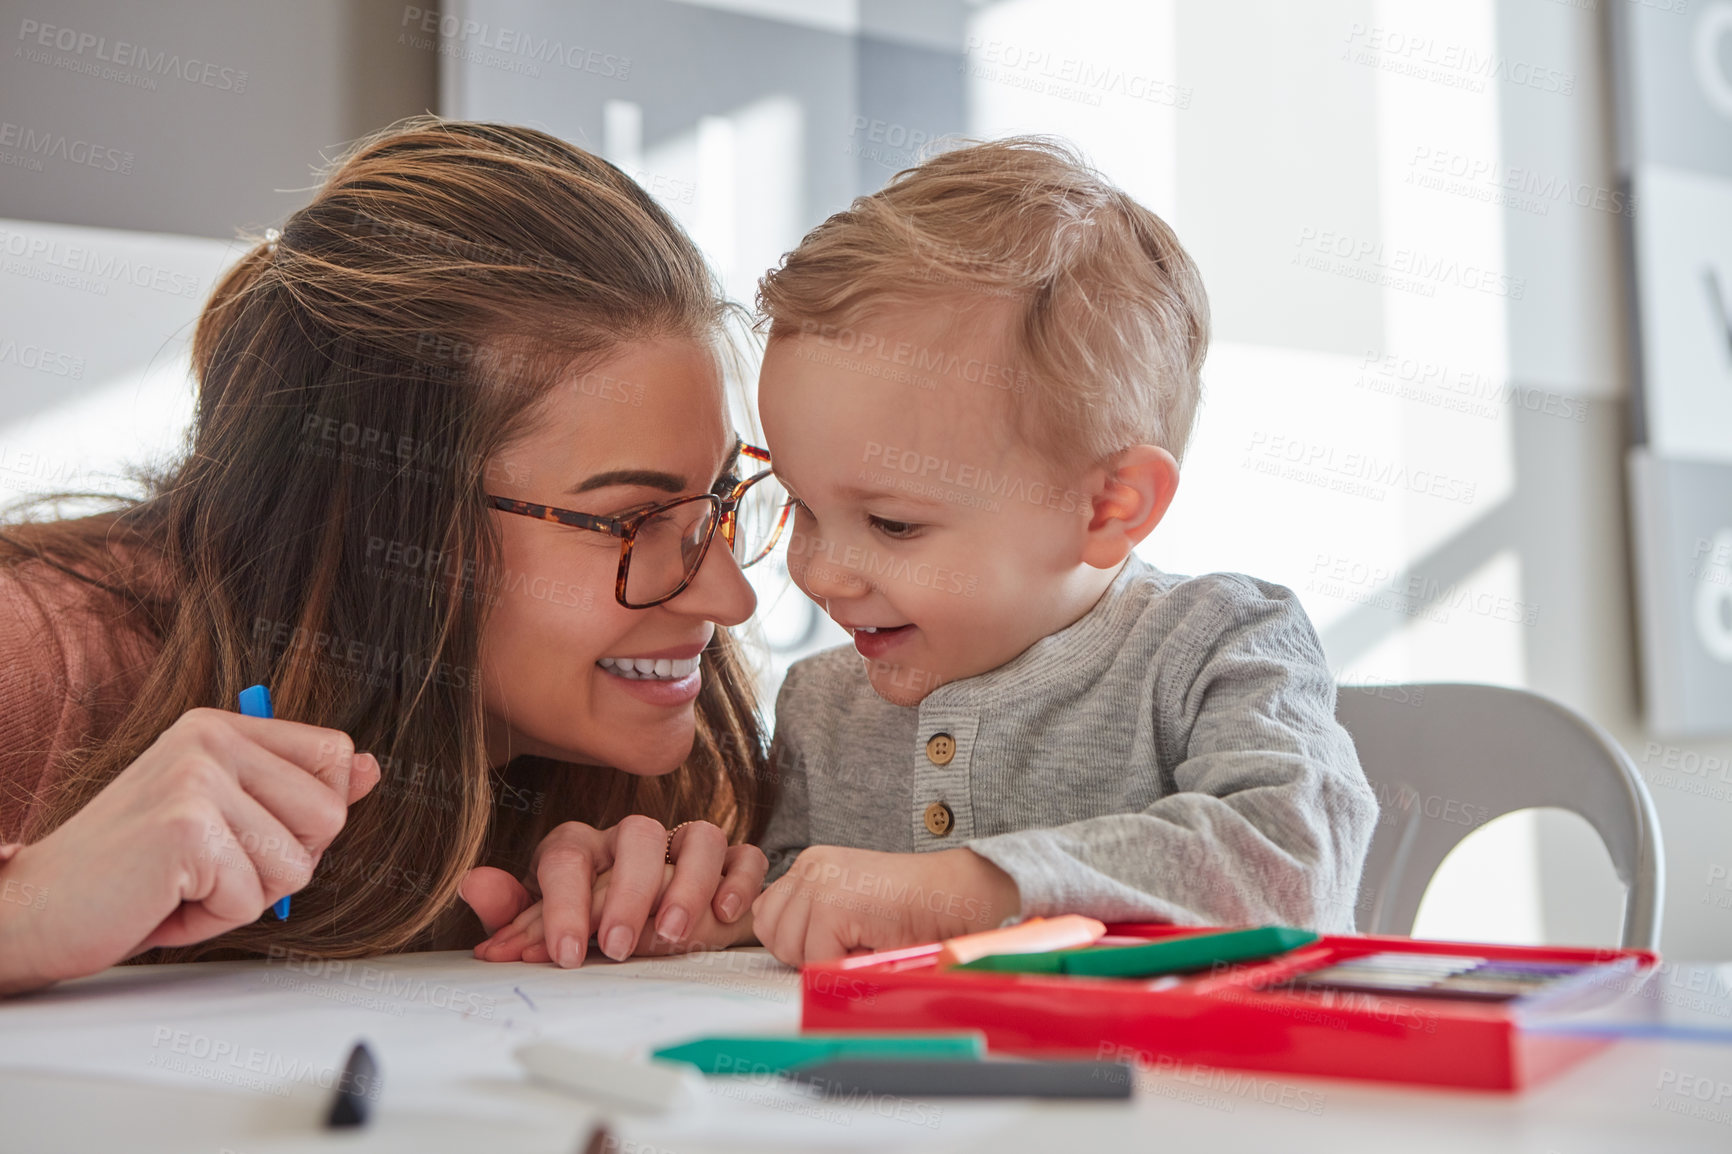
[1079,445,1180,569]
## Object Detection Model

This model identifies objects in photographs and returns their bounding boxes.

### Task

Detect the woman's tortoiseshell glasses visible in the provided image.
[486,443,793,608]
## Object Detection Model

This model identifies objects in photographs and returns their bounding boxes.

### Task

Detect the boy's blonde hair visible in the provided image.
[756,136,1210,469]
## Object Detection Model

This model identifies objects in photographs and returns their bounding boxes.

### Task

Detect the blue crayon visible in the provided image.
[237,684,290,920]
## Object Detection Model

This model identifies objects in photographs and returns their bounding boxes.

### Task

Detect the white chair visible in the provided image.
[1335,682,1664,950]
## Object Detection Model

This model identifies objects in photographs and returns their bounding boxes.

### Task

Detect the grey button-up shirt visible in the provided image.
[761,555,1379,932]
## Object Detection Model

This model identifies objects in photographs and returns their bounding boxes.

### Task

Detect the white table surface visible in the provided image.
[1,946,1730,1153]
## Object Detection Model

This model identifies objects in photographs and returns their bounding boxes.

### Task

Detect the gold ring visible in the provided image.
[664,821,698,864]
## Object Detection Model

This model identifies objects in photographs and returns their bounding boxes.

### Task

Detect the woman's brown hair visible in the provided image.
[2,117,773,961]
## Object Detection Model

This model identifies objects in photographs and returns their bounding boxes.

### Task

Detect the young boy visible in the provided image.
[749,137,1379,966]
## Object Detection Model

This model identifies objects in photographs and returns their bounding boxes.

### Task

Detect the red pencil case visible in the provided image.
[800,924,1660,1091]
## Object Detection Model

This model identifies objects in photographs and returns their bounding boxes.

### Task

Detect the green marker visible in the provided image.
[652,1032,986,1076]
[954,925,1320,978]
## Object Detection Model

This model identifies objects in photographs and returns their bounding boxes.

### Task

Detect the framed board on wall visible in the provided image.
[1614,1,1732,737]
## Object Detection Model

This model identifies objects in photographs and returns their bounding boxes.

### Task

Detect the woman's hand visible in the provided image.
[465,864,756,964]
[0,708,381,997]
[459,816,765,966]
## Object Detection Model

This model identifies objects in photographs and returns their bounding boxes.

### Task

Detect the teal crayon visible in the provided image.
[237,684,289,920]
[653,1032,985,1075]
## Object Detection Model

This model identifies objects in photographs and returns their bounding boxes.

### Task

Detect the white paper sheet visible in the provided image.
[0,947,1011,1152]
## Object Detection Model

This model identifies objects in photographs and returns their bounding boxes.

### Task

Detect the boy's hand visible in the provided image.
[751,846,1021,966]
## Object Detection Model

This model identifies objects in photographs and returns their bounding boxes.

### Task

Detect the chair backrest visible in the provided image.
[1335,682,1664,950]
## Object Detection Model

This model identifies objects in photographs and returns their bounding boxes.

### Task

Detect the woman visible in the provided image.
[0,118,782,996]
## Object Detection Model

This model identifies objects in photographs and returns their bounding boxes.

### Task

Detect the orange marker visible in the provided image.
[937,915,1108,968]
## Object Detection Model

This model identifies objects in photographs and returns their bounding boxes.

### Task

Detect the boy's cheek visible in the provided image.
[782,547,808,592]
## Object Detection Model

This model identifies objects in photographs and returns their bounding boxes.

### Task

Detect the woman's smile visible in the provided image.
[595,636,707,705]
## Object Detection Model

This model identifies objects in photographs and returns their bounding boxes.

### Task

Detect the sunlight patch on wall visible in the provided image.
[963,0,1180,220]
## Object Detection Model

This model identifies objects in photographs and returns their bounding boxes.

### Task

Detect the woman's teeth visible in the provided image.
[597,655,701,680]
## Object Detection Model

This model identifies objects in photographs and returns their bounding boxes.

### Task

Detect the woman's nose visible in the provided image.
[667,535,757,626]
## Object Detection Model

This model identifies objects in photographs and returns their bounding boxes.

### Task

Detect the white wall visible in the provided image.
[0,219,237,502]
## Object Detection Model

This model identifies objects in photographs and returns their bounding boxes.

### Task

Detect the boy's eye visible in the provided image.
[869,515,920,539]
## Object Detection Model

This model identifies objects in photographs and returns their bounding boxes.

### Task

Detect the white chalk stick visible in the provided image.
[514,1041,703,1114]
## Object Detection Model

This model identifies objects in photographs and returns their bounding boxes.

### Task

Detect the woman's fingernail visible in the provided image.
[603,925,633,960]
[559,936,580,968]
[719,894,742,922]
[657,907,690,942]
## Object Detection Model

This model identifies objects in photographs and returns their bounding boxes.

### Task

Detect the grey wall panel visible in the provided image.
[0,0,437,239]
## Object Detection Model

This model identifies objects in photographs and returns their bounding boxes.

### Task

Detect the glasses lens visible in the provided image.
[624,497,717,606]
[731,472,793,567]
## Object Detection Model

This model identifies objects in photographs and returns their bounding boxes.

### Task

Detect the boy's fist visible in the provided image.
[751,845,1021,966]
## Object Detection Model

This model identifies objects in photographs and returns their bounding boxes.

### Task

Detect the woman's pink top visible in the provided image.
[0,556,160,847]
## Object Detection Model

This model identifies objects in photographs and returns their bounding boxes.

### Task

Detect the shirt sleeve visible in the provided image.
[759,664,814,885]
[0,571,77,845]
[964,577,1379,933]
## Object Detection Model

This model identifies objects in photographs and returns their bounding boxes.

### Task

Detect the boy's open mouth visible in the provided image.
[848,623,916,657]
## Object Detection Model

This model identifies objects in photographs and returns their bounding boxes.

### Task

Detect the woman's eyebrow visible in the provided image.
[564,440,743,497]
[567,469,686,496]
